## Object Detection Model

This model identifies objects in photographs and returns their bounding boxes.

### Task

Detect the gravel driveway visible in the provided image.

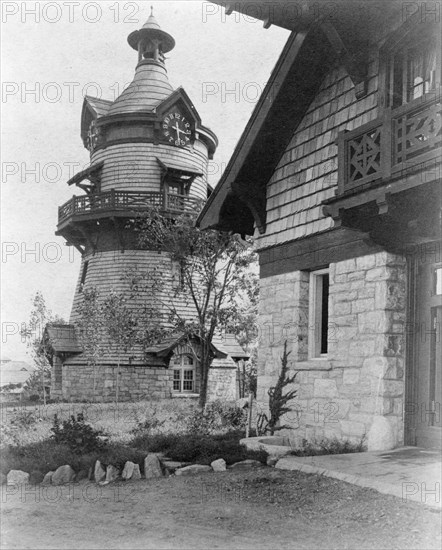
[1,467,440,549]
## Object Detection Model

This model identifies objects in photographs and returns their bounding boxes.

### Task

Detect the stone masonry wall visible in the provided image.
[207,365,237,402]
[54,361,237,403]
[256,251,407,451]
[60,364,174,402]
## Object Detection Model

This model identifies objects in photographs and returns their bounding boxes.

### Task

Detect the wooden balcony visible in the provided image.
[335,93,441,195]
[58,189,203,226]
[323,94,441,248]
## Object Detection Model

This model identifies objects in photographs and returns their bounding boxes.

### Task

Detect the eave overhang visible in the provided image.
[197,28,335,235]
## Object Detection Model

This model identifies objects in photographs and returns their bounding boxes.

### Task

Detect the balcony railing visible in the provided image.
[337,94,441,195]
[58,190,203,225]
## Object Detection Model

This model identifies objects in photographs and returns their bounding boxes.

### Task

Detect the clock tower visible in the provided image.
[51,10,225,402]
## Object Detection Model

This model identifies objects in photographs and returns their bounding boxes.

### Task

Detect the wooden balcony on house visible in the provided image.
[323,93,441,248]
[335,94,441,196]
[58,189,203,227]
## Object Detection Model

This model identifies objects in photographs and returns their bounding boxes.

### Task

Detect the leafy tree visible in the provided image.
[137,207,258,408]
[20,291,65,404]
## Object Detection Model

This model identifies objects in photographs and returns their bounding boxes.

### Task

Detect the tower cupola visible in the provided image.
[108,8,175,115]
[128,7,175,66]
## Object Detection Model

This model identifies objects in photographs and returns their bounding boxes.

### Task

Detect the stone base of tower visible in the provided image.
[51,362,238,403]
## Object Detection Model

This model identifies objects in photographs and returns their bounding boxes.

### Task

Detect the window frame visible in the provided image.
[379,18,441,111]
[171,353,196,394]
[308,268,330,360]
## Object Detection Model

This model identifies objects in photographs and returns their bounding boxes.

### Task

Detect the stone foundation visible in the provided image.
[257,251,407,451]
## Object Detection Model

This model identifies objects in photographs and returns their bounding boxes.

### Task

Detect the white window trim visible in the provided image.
[308,268,329,360]
[172,354,196,394]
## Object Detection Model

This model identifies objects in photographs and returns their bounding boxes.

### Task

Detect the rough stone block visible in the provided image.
[354,254,376,270]
[358,311,389,334]
[367,416,396,451]
[7,470,30,485]
[144,454,163,479]
[211,459,227,472]
[349,340,375,357]
[365,267,391,282]
[105,465,119,483]
[342,369,360,385]
[52,465,76,486]
[41,471,54,485]
[340,420,366,438]
[352,298,375,314]
[335,259,356,274]
[347,270,365,281]
[313,379,339,398]
[94,460,106,483]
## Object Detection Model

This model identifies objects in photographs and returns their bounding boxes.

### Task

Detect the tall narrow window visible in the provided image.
[309,269,330,358]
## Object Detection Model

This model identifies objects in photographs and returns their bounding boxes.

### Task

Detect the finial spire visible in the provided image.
[150,5,153,16]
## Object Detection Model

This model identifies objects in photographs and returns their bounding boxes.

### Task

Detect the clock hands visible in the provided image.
[172,123,183,140]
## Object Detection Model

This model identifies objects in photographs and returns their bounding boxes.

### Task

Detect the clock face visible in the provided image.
[162,112,192,147]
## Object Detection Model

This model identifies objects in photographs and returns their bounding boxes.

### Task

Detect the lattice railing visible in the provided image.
[347,124,382,185]
[58,190,202,224]
[393,99,442,166]
[337,94,441,194]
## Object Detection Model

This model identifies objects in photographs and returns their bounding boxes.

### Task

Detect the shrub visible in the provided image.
[8,409,40,428]
[257,341,298,435]
[290,436,366,457]
[131,429,267,466]
[184,401,247,435]
[1,439,146,476]
[50,413,107,454]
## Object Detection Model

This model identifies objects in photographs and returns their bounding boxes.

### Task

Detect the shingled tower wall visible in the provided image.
[53,12,225,402]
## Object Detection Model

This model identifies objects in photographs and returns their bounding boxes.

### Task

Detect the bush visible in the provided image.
[1,439,147,476]
[290,437,366,457]
[131,429,267,466]
[50,413,107,454]
[184,401,247,435]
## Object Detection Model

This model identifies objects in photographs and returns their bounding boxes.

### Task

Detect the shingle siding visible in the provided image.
[259,51,380,249]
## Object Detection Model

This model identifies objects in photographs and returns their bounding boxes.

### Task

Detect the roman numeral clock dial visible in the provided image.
[162,112,192,147]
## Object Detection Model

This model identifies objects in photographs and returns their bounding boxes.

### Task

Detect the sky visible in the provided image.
[1,0,290,362]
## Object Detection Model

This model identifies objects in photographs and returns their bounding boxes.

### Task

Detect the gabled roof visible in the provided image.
[144,333,228,359]
[83,96,113,118]
[81,96,113,146]
[212,334,250,360]
[67,161,104,186]
[197,29,334,235]
[44,324,83,354]
[197,1,404,236]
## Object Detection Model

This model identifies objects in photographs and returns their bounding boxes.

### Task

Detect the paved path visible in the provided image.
[276,447,441,508]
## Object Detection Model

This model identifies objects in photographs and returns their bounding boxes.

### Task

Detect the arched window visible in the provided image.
[172,354,196,393]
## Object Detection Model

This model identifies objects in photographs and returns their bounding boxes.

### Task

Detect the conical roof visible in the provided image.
[127,12,175,53]
[142,14,161,30]
[108,62,173,115]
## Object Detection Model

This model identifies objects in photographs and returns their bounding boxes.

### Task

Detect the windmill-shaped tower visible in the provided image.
[48,11,245,402]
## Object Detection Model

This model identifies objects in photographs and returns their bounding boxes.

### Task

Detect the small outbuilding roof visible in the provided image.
[44,324,83,354]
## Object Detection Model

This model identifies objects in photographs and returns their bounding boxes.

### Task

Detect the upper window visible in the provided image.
[308,269,330,358]
[381,20,440,110]
[387,38,438,108]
